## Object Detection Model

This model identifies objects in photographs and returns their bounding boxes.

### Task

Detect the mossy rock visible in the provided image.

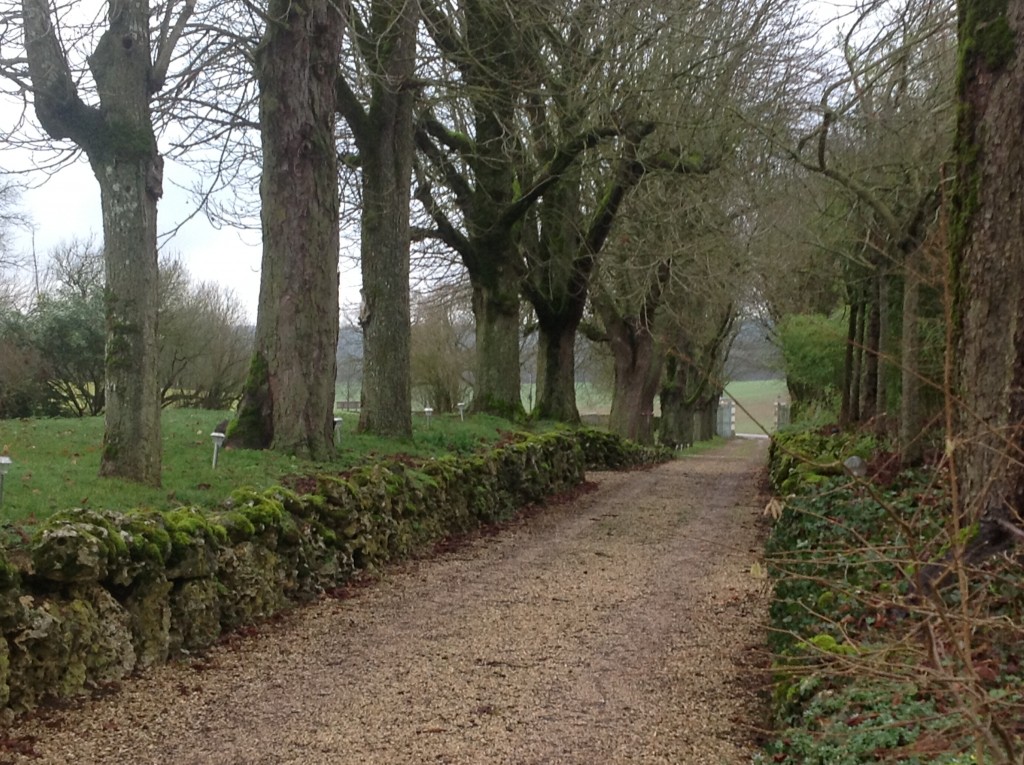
[217,542,287,631]
[122,574,172,668]
[222,488,300,548]
[6,585,135,711]
[5,594,70,712]
[120,511,173,570]
[31,509,130,584]
[277,520,351,599]
[168,578,222,655]
[163,507,227,579]
[66,584,136,686]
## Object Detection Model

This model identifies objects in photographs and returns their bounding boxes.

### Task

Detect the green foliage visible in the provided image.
[769,428,879,495]
[33,291,107,416]
[761,424,1024,763]
[757,681,970,765]
[0,311,48,418]
[777,313,846,417]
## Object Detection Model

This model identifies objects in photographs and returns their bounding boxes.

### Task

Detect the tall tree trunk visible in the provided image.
[951,0,1024,526]
[469,265,524,418]
[851,295,865,423]
[876,264,892,419]
[900,248,923,465]
[342,1,418,439]
[695,395,719,441]
[94,155,162,483]
[607,320,662,444]
[840,299,860,427]
[22,0,170,484]
[658,354,693,448]
[234,0,344,458]
[862,271,881,419]
[533,310,582,423]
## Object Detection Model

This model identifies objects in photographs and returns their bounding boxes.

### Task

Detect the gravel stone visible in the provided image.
[2,438,769,764]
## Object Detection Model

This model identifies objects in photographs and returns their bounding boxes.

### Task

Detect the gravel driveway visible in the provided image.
[3,437,769,764]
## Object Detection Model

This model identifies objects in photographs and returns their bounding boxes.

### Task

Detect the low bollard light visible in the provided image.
[210,431,226,469]
[0,455,11,507]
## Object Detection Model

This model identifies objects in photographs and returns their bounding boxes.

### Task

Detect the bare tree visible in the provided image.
[410,283,472,411]
[2,0,196,483]
[336,0,420,438]
[783,0,956,459]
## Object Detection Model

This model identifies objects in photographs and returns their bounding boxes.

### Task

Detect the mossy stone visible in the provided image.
[31,509,131,584]
[123,574,172,668]
[168,578,222,655]
[163,507,227,579]
[217,542,287,631]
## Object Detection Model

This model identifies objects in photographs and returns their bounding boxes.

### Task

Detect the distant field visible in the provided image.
[568,379,789,435]
[725,379,789,434]
[338,378,789,434]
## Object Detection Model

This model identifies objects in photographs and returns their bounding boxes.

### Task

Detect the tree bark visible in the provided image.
[951,0,1024,525]
[606,319,662,444]
[851,295,865,423]
[899,248,923,465]
[234,0,344,458]
[337,0,419,438]
[862,270,881,419]
[22,0,168,484]
[468,260,524,419]
[658,354,694,448]
[358,96,417,437]
[533,310,582,423]
[840,299,860,427]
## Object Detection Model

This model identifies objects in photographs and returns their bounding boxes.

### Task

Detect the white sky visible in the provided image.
[6,153,364,323]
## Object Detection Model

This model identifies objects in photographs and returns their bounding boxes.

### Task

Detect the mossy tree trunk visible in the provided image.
[21,0,193,485]
[604,315,662,445]
[658,352,695,448]
[951,0,1024,525]
[533,309,582,423]
[234,0,345,458]
[470,267,524,419]
[338,0,418,439]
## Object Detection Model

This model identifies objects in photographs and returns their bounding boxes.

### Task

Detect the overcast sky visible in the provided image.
[6,151,364,323]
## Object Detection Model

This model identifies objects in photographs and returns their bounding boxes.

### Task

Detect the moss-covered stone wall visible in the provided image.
[0,428,669,721]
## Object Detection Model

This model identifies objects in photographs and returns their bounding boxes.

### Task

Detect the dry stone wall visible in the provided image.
[0,429,670,721]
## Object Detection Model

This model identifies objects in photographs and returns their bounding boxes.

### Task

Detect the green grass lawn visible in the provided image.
[725,379,789,435]
[0,409,525,526]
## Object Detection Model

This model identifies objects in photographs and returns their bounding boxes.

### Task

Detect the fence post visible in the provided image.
[717,397,735,438]
[774,400,790,430]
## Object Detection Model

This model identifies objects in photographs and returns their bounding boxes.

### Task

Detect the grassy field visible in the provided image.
[569,378,789,435]
[0,409,524,525]
[725,379,789,435]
